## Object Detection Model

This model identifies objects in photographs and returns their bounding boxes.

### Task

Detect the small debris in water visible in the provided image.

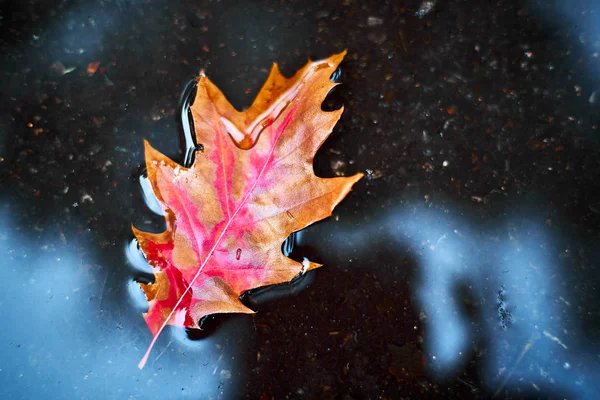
[219,370,231,380]
[87,61,100,76]
[368,32,387,45]
[367,16,384,26]
[236,248,242,260]
[330,157,347,176]
[50,61,76,76]
[365,168,382,180]
[81,193,94,204]
[543,330,568,350]
[497,285,513,330]
[589,91,598,104]
[415,1,435,17]
[315,10,330,19]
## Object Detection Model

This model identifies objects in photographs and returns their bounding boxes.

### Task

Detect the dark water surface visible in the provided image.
[2,0,600,398]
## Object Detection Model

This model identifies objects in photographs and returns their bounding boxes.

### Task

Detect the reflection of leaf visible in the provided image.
[133,51,362,368]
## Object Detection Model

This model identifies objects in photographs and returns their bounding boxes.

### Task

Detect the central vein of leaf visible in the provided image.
[139,101,300,368]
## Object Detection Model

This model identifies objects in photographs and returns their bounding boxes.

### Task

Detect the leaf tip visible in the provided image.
[142,140,173,167]
[349,172,365,188]
[270,62,281,74]
[328,50,347,68]
[142,139,155,159]
[131,223,142,238]
[306,259,322,271]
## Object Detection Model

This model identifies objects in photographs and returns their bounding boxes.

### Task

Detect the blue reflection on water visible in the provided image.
[0,210,241,399]
[335,203,600,398]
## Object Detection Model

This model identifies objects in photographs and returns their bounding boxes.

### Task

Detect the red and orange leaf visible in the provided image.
[133,51,362,368]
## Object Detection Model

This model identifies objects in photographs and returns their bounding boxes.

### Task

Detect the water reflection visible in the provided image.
[333,202,600,398]
[0,210,244,399]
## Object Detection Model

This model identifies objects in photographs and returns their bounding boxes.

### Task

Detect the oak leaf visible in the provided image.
[133,51,362,368]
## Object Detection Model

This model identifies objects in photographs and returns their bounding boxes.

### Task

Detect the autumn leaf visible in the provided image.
[133,51,362,368]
